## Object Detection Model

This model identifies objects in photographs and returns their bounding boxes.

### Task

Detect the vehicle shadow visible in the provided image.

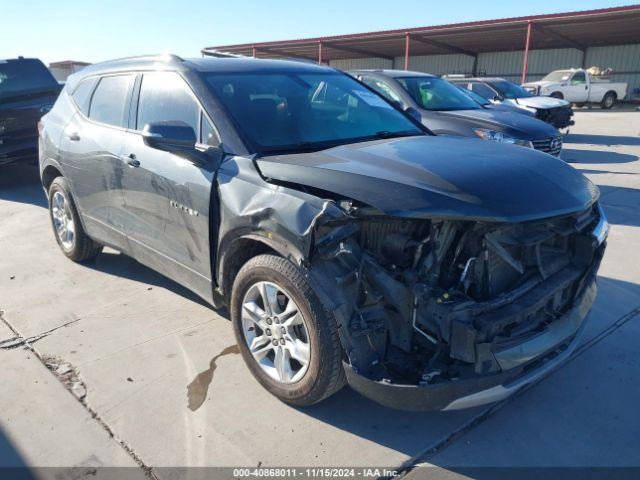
[84,250,218,311]
[0,425,35,477]
[561,148,638,164]
[0,164,47,208]
[564,134,640,147]
[597,185,640,228]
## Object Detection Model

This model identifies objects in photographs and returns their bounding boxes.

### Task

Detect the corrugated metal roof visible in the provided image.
[202,5,640,61]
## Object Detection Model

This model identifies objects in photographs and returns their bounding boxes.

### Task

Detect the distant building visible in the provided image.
[49,60,91,82]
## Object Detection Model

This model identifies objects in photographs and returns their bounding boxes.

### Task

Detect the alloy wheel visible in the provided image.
[51,190,75,250]
[241,281,311,384]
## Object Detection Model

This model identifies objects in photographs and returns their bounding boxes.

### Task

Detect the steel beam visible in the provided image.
[531,22,586,51]
[522,21,532,83]
[409,34,476,58]
[323,42,394,60]
[404,32,410,70]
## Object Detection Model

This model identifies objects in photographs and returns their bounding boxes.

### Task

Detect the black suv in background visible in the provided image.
[40,55,607,410]
[1,57,61,166]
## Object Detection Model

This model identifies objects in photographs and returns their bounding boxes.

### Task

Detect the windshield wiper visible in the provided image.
[373,130,420,139]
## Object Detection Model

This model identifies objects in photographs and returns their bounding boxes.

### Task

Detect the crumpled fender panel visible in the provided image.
[214,156,347,296]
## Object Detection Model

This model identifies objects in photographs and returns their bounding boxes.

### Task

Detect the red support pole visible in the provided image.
[252,46,257,58]
[521,21,532,84]
[318,41,323,64]
[404,33,410,70]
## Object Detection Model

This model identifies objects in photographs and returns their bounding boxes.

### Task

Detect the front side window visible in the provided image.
[204,71,422,154]
[200,111,217,145]
[488,80,532,99]
[361,77,403,105]
[396,77,480,111]
[470,82,498,100]
[571,72,586,85]
[137,72,200,135]
[89,75,133,127]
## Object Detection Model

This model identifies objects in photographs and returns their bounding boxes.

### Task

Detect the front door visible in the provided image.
[565,71,589,102]
[120,71,220,297]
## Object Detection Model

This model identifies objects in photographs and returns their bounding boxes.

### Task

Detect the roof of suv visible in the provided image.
[350,69,436,79]
[74,54,334,78]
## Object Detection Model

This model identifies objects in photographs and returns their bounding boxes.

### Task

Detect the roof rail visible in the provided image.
[97,53,184,65]
[201,49,246,58]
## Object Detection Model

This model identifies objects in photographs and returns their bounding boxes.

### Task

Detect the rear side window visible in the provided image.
[71,78,97,115]
[89,75,133,127]
[136,72,199,135]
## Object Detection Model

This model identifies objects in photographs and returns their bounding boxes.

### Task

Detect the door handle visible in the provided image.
[120,153,140,167]
[66,131,80,141]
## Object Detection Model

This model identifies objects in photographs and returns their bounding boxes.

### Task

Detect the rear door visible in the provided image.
[59,73,134,251]
[120,71,219,291]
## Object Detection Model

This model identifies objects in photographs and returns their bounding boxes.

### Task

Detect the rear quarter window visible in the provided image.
[70,77,97,115]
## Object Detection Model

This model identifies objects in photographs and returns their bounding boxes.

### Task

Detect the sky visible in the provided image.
[1,0,635,64]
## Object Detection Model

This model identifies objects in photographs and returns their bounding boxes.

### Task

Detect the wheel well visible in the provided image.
[219,238,280,304]
[605,90,617,99]
[550,92,564,99]
[41,165,62,191]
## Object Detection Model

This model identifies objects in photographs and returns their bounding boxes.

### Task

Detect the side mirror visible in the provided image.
[492,95,502,102]
[142,121,196,152]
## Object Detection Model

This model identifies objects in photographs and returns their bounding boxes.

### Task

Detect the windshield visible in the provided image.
[489,80,532,99]
[0,59,59,99]
[204,71,423,154]
[396,77,480,111]
[541,70,573,82]
[454,85,489,105]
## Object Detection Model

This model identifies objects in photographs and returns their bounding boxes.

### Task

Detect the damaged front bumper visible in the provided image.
[344,276,596,411]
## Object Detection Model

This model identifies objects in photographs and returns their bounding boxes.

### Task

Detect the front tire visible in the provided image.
[48,177,102,262]
[231,254,345,406]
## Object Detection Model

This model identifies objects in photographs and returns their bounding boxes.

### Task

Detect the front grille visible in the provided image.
[532,135,562,156]
[536,106,573,129]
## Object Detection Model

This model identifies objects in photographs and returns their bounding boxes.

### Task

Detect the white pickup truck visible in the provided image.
[523,69,627,109]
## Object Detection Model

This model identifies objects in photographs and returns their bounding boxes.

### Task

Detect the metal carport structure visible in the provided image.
[202,5,640,85]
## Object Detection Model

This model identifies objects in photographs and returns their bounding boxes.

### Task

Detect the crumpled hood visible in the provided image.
[515,96,570,109]
[434,108,559,140]
[256,136,598,222]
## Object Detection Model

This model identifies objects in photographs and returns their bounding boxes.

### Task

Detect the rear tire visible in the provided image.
[601,92,616,109]
[48,177,102,262]
[231,254,345,406]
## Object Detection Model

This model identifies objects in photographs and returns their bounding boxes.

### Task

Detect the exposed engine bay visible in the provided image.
[309,201,606,387]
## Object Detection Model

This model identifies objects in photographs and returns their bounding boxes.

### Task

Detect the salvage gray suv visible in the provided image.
[39,55,608,410]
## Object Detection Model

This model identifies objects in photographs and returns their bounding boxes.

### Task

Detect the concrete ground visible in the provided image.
[0,109,639,479]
